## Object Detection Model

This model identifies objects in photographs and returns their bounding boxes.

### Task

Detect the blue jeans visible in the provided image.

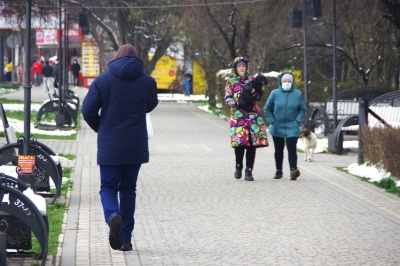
[100,164,141,242]
[34,73,41,86]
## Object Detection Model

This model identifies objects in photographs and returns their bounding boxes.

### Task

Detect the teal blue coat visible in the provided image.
[263,72,306,138]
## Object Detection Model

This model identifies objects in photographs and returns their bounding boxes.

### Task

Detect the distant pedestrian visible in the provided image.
[81,44,158,252]
[71,59,81,86]
[32,59,43,86]
[264,71,307,180]
[4,59,12,82]
[52,60,61,97]
[42,60,53,95]
[225,57,268,181]
[183,79,190,96]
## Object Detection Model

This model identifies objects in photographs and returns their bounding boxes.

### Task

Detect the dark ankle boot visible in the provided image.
[244,168,254,181]
[273,170,283,179]
[234,164,243,179]
[290,168,300,180]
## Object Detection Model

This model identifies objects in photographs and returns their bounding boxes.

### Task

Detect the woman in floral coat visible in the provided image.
[225,57,268,181]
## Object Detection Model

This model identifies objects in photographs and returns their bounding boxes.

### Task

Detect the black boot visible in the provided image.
[290,168,300,180]
[244,168,254,181]
[273,170,283,179]
[234,163,243,179]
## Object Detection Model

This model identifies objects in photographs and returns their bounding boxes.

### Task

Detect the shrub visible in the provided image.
[363,127,400,180]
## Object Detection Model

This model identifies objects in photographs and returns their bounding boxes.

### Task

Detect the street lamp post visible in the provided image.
[291,0,322,127]
[291,0,309,125]
[64,11,69,101]
[332,0,338,129]
[18,0,37,191]
[23,0,32,155]
[302,0,309,124]
[56,0,65,127]
[58,0,62,105]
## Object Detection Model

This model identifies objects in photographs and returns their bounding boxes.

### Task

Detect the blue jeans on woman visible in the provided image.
[34,73,41,86]
[100,164,141,243]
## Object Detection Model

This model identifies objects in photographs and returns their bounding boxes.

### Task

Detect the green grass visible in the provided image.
[0,106,79,140]
[44,202,68,255]
[374,178,400,195]
[338,166,400,196]
[58,153,76,161]
[184,99,208,104]
[29,165,74,256]
[60,167,74,197]
[33,133,78,140]
[3,109,36,121]
[207,105,229,118]
[0,131,77,141]
[0,98,41,104]
[1,96,78,256]
[0,82,20,89]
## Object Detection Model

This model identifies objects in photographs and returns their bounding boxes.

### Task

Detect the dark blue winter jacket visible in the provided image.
[264,72,306,138]
[81,55,158,165]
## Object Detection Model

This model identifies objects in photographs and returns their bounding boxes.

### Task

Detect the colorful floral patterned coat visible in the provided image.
[224,57,268,148]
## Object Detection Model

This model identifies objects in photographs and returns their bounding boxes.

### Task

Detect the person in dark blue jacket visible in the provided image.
[264,72,306,181]
[41,60,53,95]
[81,44,158,251]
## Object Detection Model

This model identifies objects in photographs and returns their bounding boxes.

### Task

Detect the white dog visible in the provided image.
[300,128,318,162]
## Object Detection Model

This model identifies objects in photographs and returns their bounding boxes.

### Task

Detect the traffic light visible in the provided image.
[79,13,89,35]
[81,26,90,35]
[305,0,322,18]
[79,13,88,27]
[290,11,302,28]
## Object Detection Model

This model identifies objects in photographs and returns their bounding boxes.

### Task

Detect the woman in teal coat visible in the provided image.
[264,71,306,180]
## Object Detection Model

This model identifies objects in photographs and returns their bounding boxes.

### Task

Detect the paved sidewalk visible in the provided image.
[3,86,400,265]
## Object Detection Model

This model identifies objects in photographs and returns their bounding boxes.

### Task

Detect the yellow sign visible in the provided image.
[149,55,177,90]
[82,42,100,77]
[193,60,207,94]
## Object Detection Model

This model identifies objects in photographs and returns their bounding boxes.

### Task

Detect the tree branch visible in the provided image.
[204,0,237,59]
[283,43,382,85]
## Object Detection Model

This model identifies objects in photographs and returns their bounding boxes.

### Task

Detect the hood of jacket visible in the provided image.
[277,71,295,92]
[231,57,251,77]
[108,55,144,80]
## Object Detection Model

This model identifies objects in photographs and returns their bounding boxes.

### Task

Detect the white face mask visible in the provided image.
[282,82,292,91]
[238,71,246,77]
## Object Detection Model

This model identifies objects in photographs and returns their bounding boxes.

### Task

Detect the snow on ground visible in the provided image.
[200,99,398,187]
[2,103,77,136]
[297,137,399,186]
[1,93,398,187]
[158,93,208,102]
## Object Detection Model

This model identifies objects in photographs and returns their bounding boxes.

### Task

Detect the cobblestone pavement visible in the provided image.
[3,86,400,265]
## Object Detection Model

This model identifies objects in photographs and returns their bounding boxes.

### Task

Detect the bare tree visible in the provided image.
[180,0,275,107]
[61,0,182,74]
[380,0,400,89]
[3,0,400,93]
